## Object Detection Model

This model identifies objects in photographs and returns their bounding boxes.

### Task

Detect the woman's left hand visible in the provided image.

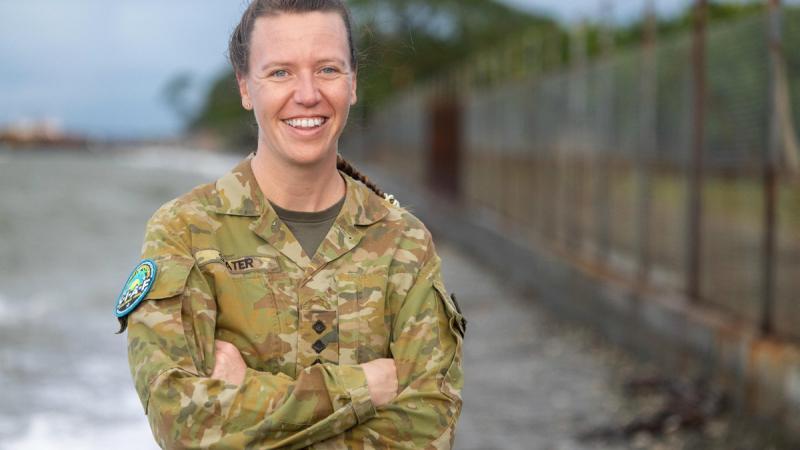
[211,339,247,386]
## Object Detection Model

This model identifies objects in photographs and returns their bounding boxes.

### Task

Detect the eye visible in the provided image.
[320,66,339,75]
[270,69,289,78]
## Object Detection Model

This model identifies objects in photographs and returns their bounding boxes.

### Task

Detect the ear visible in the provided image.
[349,70,358,106]
[236,72,253,110]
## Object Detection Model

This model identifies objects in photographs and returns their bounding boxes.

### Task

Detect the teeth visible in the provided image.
[286,117,325,128]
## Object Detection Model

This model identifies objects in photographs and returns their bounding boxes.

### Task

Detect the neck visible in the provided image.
[250,148,345,213]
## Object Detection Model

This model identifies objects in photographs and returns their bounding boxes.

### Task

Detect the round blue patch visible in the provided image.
[115,259,157,318]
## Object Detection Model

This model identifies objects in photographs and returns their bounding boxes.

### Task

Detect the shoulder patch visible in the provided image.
[115,259,158,318]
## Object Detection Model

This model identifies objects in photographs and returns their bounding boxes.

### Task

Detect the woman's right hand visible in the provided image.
[360,358,398,407]
[211,340,247,386]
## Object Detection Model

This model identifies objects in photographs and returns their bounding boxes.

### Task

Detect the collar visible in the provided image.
[208,156,390,273]
[209,156,389,226]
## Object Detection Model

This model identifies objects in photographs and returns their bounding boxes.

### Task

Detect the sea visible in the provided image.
[0,146,240,449]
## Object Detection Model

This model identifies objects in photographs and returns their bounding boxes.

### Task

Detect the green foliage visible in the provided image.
[350,0,552,111]
[190,74,256,150]
[614,1,765,46]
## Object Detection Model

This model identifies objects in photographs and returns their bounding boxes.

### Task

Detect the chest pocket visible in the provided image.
[335,271,390,365]
[195,249,286,373]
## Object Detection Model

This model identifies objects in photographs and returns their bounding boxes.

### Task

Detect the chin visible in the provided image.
[284,143,337,167]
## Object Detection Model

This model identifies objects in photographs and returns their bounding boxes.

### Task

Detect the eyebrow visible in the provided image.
[259,58,347,72]
[317,58,347,66]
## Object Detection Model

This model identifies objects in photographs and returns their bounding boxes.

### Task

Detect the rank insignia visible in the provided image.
[115,259,157,318]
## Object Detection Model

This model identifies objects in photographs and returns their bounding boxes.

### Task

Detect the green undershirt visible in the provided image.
[269,195,346,258]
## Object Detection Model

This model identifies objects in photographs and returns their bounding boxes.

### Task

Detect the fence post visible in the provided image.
[596,0,615,263]
[761,0,782,335]
[687,0,707,302]
[636,1,657,284]
[547,29,564,242]
[566,22,588,250]
[578,20,590,254]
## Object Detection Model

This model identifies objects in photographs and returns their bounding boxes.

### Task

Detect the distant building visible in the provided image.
[0,118,87,148]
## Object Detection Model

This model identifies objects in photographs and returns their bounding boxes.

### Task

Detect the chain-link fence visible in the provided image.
[358,3,800,342]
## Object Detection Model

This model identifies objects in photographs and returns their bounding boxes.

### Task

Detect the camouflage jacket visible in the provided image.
[125,157,465,449]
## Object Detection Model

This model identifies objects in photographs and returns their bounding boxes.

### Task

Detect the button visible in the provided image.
[312,320,326,334]
[312,340,326,353]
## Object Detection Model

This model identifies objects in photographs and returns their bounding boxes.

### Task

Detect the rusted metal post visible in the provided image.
[427,82,461,199]
[491,55,504,219]
[636,1,657,284]
[687,0,707,302]
[555,29,570,245]
[567,22,588,251]
[596,0,615,263]
[545,30,560,241]
[502,44,515,223]
[761,0,781,335]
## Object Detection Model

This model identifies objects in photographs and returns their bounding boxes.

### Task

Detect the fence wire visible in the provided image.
[359,6,800,342]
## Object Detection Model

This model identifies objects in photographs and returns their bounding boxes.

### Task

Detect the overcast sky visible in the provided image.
[503,0,691,22]
[0,0,761,139]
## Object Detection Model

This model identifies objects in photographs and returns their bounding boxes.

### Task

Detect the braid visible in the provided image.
[336,154,386,199]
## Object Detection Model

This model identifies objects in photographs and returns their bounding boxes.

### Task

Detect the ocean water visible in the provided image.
[0,146,239,449]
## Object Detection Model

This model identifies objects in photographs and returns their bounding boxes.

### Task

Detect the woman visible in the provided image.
[115,1,465,448]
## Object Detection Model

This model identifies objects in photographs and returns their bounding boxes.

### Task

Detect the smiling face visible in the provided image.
[237,11,357,167]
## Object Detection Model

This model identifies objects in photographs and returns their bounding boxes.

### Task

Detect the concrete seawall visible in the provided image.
[364,164,800,440]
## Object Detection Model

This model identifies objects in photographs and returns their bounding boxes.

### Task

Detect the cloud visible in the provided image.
[0,0,246,138]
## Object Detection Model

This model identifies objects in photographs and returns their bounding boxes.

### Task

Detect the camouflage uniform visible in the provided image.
[125,157,465,449]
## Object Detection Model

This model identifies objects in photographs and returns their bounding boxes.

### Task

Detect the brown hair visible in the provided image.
[336,153,387,198]
[229,0,389,200]
[228,0,358,77]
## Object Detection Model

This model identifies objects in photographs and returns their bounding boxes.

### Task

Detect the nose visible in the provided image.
[293,72,321,106]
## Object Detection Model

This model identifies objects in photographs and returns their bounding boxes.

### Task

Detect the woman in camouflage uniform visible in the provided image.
[117,1,465,448]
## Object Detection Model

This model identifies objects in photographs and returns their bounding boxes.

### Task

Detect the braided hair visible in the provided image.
[336,154,386,199]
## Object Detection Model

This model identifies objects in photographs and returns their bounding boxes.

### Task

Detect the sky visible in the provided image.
[502,0,691,23]
[0,0,246,139]
[0,0,751,139]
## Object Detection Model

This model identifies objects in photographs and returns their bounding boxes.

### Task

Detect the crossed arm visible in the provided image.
[126,251,463,449]
[211,340,399,410]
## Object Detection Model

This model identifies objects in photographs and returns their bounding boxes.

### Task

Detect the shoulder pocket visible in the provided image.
[146,256,194,300]
[433,280,466,338]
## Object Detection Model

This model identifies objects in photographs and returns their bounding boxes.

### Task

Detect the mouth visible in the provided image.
[282,116,328,130]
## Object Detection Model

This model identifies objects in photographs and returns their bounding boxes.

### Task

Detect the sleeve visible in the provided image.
[329,238,466,449]
[126,206,376,449]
